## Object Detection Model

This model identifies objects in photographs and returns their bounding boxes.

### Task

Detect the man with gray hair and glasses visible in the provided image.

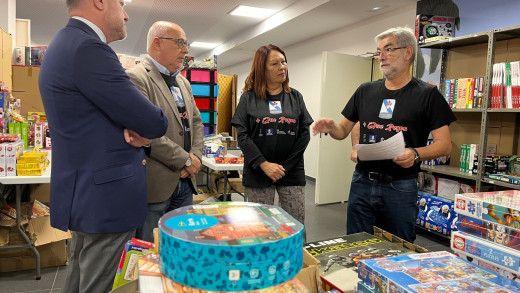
[312,27,455,242]
[127,21,204,243]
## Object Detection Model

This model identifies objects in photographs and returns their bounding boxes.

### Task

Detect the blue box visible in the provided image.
[359,251,520,292]
[452,231,520,274]
[192,84,219,97]
[417,192,458,235]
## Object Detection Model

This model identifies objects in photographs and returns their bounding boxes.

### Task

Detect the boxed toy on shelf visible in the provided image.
[454,190,520,225]
[358,251,520,293]
[452,231,520,275]
[457,213,520,251]
[416,191,457,236]
[415,15,456,44]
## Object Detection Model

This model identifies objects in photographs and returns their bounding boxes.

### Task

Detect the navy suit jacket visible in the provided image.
[39,18,168,233]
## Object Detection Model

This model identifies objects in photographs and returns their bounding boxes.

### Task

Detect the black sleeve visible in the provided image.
[231,92,266,169]
[281,90,313,171]
[341,85,363,123]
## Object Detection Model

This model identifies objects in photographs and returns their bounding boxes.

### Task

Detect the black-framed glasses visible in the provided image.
[158,37,189,49]
[373,46,407,57]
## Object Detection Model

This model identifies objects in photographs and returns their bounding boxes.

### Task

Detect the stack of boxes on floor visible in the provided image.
[452,190,520,281]
[112,202,323,292]
[416,171,475,237]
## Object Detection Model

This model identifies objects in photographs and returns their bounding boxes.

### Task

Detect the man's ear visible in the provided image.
[92,0,105,11]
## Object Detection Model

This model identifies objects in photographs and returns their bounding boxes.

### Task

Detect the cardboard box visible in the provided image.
[305,231,421,293]
[193,192,220,204]
[210,171,245,194]
[12,65,44,116]
[0,202,71,273]
[295,248,321,293]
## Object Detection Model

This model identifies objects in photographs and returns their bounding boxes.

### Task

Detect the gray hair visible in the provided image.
[375,27,417,64]
[147,22,169,51]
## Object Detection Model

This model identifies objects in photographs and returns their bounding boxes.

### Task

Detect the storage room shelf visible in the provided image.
[420,165,478,181]
[481,178,520,190]
[486,108,520,113]
[451,108,483,113]
[415,224,451,241]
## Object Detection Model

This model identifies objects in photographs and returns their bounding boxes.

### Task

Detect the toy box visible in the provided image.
[356,281,377,293]
[358,251,520,292]
[454,190,520,227]
[158,202,304,291]
[418,173,438,194]
[416,192,457,235]
[455,249,520,284]
[138,253,310,293]
[415,15,456,44]
[452,231,520,274]
[112,238,154,290]
[304,232,415,293]
[457,213,520,252]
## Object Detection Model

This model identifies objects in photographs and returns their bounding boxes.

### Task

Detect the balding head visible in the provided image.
[146,21,189,73]
[147,21,183,51]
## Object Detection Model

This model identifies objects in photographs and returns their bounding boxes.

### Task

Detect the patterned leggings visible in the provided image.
[245,185,305,225]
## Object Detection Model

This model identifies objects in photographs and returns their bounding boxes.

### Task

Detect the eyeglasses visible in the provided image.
[158,37,190,50]
[373,46,407,57]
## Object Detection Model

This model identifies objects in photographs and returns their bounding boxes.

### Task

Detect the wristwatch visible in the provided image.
[410,147,421,164]
[185,157,192,167]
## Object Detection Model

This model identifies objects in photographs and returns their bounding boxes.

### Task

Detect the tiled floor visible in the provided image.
[0,180,451,293]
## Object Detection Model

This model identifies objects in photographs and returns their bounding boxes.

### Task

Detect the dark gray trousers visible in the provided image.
[63,230,135,293]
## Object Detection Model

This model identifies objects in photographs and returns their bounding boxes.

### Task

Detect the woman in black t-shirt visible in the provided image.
[231,44,313,225]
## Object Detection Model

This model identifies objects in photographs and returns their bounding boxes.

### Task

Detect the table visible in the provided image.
[201,156,244,201]
[0,154,51,280]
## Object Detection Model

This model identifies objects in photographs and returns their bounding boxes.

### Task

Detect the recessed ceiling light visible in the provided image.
[229,5,277,19]
[124,0,132,2]
[370,6,387,12]
[190,42,220,49]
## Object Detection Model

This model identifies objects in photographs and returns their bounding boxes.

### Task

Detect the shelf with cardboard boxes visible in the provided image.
[419,24,520,193]
[181,68,219,136]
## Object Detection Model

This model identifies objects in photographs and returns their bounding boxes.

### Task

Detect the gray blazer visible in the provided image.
[126,57,204,203]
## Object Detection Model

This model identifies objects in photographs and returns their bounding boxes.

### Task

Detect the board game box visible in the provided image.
[358,251,520,293]
[452,231,520,274]
[457,213,520,252]
[454,190,520,227]
[304,232,415,293]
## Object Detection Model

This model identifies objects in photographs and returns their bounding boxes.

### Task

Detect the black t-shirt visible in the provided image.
[231,88,314,188]
[342,78,456,176]
[161,73,191,152]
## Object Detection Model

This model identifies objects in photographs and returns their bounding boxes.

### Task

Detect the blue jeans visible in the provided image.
[347,170,418,243]
[136,178,194,242]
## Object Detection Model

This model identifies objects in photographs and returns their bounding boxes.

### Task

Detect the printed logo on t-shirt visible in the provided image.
[379,99,395,119]
[277,129,286,135]
[266,128,274,135]
[269,101,282,114]
[170,86,185,107]
[369,135,377,143]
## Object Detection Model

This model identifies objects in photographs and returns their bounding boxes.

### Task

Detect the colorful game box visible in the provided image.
[358,251,520,293]
[452,231,520,274]
[112,238,154,290]
[416,192,458,235]
[457,214,520,252]
[455,250,520,284]
[454,191,520,229]
[138,253,310,292]
[304,232,415,293]
[158,202,304,291]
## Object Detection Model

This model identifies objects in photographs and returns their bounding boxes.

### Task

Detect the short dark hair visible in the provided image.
[243,44,290,100]
[66,0,84,11]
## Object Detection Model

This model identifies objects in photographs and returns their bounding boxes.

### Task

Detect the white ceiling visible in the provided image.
[16,0,417,69]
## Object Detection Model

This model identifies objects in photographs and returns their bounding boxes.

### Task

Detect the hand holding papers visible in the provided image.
[355,132,405,161]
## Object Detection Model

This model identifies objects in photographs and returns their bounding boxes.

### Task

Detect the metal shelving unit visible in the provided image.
[419,24,520,192]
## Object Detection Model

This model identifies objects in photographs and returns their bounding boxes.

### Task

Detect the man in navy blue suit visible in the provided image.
[38,0,168,292]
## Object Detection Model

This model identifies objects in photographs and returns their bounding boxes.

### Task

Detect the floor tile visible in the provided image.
[0,266,57,293]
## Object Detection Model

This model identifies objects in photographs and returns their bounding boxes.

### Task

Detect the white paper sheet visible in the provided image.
[355,131,405,161]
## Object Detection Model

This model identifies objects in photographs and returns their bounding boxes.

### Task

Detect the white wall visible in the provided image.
[220,3,416,179]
